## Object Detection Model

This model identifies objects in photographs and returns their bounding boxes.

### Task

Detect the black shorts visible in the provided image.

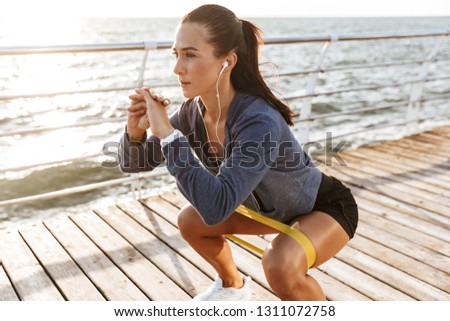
[312,173,359,239]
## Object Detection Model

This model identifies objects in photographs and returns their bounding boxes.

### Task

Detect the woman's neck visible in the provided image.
[201,84,236,123]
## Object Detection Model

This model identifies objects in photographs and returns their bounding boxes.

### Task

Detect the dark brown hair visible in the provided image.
[182,4,294,126]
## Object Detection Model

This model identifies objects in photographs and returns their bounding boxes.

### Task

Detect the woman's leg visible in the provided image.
[177,203,277,288]
[262,210,350,300]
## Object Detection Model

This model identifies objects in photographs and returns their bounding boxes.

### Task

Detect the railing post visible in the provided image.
[406,34,448,135]
[130,173,143,200]
[131,42,157,200]
[297,36,337,145]
[137,41,157,87]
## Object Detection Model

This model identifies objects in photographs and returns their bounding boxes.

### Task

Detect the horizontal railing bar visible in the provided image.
[0,41,173,56]
[297,101,408,123]
[286,76,450,100]
[0,86,135,101]
[0,84,181,101]
[311,112,450,142]
[297,93,450,123]
[263,30,450,44]
[0,152,103,173]
[0,117,127,137]
[271,57,450,78]
[0,168,167,207]
[1,30,448,56]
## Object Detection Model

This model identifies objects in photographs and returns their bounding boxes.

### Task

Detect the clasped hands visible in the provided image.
[127,87,174,140]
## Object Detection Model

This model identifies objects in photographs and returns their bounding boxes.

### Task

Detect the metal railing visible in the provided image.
[1,29,449,208]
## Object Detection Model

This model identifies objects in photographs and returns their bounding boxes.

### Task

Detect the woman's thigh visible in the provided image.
[265,210,350,272]
[177,203,279,237]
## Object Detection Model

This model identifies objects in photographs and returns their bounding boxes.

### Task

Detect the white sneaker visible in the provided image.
[193,275,252,301]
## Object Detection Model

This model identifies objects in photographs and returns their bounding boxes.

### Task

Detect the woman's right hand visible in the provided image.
[126,88,171,142]
[126,91,148,141]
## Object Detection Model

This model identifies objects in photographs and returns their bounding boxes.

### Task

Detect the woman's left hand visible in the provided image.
[134,88,174,139]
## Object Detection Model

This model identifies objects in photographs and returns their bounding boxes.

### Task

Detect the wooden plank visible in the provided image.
[116,200,216,278]
[19,222,105,301]
[337,246,450,300]
[351,147,450,181]
[343,148,450,184]
[0,265,19,301]
[325,165,450,216]
[160,190,188,208]
[349,234,450,292]
[325,165,450,225]
[339,153,450,196]
[69,211,191,301]
[0,229,64,301]
[369,148,449,179]
[337,152,450,191]
[356,221,450,274]
[44,216,148,301]
[402,136,450,153]
[94,205,212,298]
[118,199,278,300]
[385,139,450,159]
[415,132,450,146]
[322,168,450,241]
[407,131,450,147]
[308,268,370,301]
[355,195,450,242]
[432,126,450,138]
[159,191,372,301]
[350,183,449,225]
[327,161,450,212]
[319,258,413,300]
[381,135,450,157]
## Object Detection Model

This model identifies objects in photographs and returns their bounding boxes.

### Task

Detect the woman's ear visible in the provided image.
[226,52,238,70]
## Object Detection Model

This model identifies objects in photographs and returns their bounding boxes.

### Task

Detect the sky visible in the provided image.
[1,0,449,18]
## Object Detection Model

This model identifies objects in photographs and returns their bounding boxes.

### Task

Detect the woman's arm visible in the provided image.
[119,89,182,173]
[164,109,282,225]
[134,88,282,225]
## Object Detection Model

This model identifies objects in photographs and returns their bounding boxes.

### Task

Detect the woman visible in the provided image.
[119,4,358,301]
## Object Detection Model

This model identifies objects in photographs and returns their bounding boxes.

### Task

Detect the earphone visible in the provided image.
[213,60,228,155]
[199,59,229,162]
[196,60,229,163]
[222,60,229,70]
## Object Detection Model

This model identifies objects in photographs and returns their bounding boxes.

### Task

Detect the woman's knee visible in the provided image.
[262,240,308,296]
[177,204,201,239]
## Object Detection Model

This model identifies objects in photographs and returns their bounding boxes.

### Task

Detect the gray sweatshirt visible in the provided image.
[119,92,322,225]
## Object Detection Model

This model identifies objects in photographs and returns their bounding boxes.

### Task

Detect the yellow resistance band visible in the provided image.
[226,204,317,268]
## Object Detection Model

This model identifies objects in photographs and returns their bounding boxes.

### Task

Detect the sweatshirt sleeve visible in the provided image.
[118,106,184,173]
[163,109,282,225]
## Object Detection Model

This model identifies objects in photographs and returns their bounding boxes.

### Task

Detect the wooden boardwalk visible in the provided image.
[1,125,449,301]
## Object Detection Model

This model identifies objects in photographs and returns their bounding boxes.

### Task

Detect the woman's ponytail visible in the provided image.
[232,20,294,126]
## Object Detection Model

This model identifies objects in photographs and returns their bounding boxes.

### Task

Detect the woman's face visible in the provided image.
[172,22,224,99]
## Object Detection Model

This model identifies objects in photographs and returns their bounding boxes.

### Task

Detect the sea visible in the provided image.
[0,16,449,228]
